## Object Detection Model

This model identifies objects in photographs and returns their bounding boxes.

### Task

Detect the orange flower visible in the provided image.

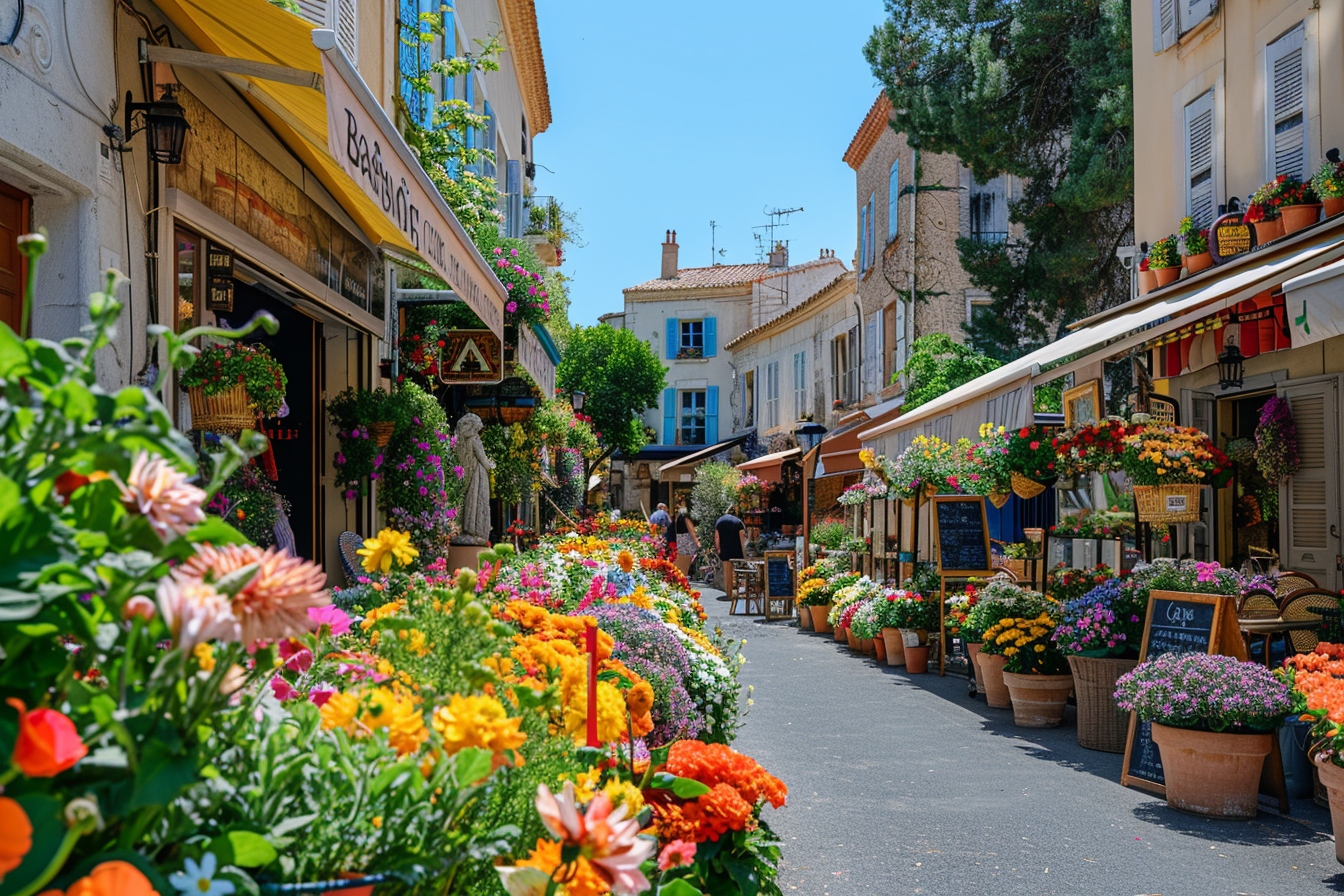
[6,698,87,778]
[616,550,635,573]
[40,860,157,896]
[173,543,328,643]
[0,796,31,881]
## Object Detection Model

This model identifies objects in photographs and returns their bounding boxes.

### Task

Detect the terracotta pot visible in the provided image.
[1252,217,1285,245]
[859,637,876,656]
[798,604,814,631]
[881,627,906,666]
[904,644,930,674]
[1150,723,1273,819]
[1002,671,1074,728]
[1068,655,1139,753]
[845,627,859,650]
[809,604,833,633]
[321,873,375,896]
[873,632,888,662]
[966,642,983,681]
[1152,265,1181,287]
[976,653,1012,708]
[1315,757,1344,864]
[1280,203,1321,234]
[1325,196,1344,218]
[1184,251,1214,275]
[1138,269,1158,296]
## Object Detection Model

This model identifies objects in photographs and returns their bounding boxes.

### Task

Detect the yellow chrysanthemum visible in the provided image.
[357,528,420,574]
[320,691,361,732]
[432,693,527,757]
[362,686,428,756]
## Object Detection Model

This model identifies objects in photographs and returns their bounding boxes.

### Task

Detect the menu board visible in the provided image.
[764,551,795,600]
[931,496,992,576]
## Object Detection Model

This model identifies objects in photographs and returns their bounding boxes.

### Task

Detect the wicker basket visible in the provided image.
[1010,471,1046,500]
[988,490,1010,509]
[187,384,254,432]
[1068,655,1138,753]
[369,421,396,447]
[1133,484,1202,523]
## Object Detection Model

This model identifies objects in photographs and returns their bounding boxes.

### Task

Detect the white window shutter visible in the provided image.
[1267,24,1307,179]
[1184,91,1216,227]
[296,0,329,27]
[1279,380,1341,589]
[1178,0,1214,34]
[1152,0,1177,52]
[336,0,358,64]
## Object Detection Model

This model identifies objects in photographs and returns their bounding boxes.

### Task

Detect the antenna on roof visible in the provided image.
[710,220,727,266]
[752,206,803,262]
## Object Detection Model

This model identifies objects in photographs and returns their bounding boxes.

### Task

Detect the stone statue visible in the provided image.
[451,413,494,546]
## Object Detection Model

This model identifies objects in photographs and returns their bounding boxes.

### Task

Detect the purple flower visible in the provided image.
[506,301,518,313]
[335,452,346,465]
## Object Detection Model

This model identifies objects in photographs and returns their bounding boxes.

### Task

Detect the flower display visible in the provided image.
[1046,563,1115,604]
[1282,644,1344,767]
[963,579,1056,642]
[1120,424,1229,486]
[1146,234,1180,270]
[1115,653,1292,732]
[179,341,287,416]
[1002,424,1058,482]
[1179,215,1209,256]
[1050,507,1135,539]
[1052,419,1135,476]
[1248,173,1316,223]
[1254,396,1299,484]
[981,614,1068,674]
[1052,578,1147,658]
[873,589,938,631]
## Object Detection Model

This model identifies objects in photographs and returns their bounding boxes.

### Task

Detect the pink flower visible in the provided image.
[279,638,313,672]
[170,544,329,644]
[155,578,241,651]
[308,685,336,706]
[506,301,518,313]
[269,675,297,701]
[533,783,653,896]
[115,451,206,541]
[658,839,697,871]
[309,605,352,636]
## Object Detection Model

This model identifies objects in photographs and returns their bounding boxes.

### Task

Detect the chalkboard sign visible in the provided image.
[764,551,795,600]
[931,496,992,576]
[1120,591,1232,795]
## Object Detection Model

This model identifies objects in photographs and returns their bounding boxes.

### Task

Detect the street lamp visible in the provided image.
[795,420,827,453]
[107,87,190,165]
[570,390,587,413]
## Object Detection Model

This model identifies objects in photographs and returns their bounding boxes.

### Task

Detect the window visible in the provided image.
[174,228,200,333]
[679,319,703,356]
[969,175,1008,244]
[397,0,432,128]
[1184,90,1216,227]
[858,203,868,274]
[681,390,707,446]
[865,193,876,270]
[298,1,357,62]
[765,361,780,430]
[1177,0,1214,35]
[742,369,755,428]
[1266,24,1307,180]
[1153,0,1212,52]
[887,159,900,242]
[831,329,859,406]
[793,351,807,421]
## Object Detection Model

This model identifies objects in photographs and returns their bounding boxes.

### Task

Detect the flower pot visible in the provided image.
[976,653,1012,708]
[1315,757,1344,864]
[904,644,930,674]
[845,628,861,651]
[1068,655,1138,752]
[321,873,377,896]
[1133,484,1202,524]
[187,383,255,432]
[1138,269,1158,296]
[1149,723,1273,819]
[369,421,396,447]
[1325,196,1344,218]
[1280,203,1321,234]
[881,627,906,666]
[1152,265,1181,287]
[1252,217,1285,245]
[1002,671,1074,728]
[835,624,847,644]
[798,604,814,631]
[966,641,983,670]
[859,637,876,656]
[809,604,833,633]
[873,632,888,662]
[1279,717,1313,799]
[1184,251,1214,275]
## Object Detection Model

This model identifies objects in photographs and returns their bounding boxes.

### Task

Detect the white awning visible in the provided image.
[1283,254,1344,348]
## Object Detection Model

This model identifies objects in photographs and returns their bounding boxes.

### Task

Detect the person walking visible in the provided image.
[672,507,700,577]
[715,506,747,596]
[648,502,671,528]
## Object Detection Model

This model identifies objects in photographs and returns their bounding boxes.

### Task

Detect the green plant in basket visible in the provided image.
[180,341,287,416]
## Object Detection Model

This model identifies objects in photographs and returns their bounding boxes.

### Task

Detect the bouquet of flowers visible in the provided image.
[827,575,878,627]
[874,590,939,631]
[892,434,961,498]
[1115,653,1292,732]
[1051,507,1136,539]
[1005,424,1059,482]
[1046,563,1116,604]
[1053,419,1135,476]
[980,613,1069,674]
[848,597,883,639]
[1282,643,1344,767]
[963,579,1057,642]
[1254,395,1299,484]
[1052,578,1147,658]
[1120,423,1230,486]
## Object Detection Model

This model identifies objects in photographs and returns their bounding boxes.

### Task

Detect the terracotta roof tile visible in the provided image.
[500,0,552,134]
[843,93,893,170]
[723,271,855,349]
[624,258,842,294]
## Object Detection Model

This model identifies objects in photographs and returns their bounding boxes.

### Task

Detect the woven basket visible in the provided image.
[1068,655,1138,753]
[369,421,396,447]
[1010,471,1046,500]
[1133,484,1202,523]
[988,490,1010,509]
[187,384,254,432]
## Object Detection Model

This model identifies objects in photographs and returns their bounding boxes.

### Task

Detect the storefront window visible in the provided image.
[175,229,199,332]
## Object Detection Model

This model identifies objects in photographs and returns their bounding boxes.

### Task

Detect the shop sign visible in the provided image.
[1209,212,1253,265]
[436,330,503,384]
[205,243,235,312]
[516,324,557,400]
[320,48,505,338]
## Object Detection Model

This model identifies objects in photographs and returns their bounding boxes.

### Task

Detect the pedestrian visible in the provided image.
[715,505,747,596]
[672,506,700,577]
[648,502,671,528]
[648,502,672,558]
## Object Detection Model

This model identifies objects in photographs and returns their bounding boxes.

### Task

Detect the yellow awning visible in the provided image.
[156,0,416,257]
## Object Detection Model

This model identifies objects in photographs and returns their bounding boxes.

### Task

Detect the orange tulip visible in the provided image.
[6,698,87,777]
[37,861,158,896]
[0,796,32,881]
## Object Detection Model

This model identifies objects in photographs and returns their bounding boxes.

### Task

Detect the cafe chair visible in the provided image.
[728,560,764,616]
[992,565,1020,583]
[1279,589,1340,656]
[1275,571,1318,603]
[1237,588,1279,618]
[338,531,366,585]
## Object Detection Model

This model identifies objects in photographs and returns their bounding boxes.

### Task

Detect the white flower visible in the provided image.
[170,853,235,896]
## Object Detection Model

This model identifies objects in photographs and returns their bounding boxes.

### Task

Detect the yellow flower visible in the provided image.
[1034,644,1046,653]
[358,528,420,574]
[320,691,361,731]
[371,816,383,828]
[432,693,527,757]
[363,686,428,756]
[192,642,216,672]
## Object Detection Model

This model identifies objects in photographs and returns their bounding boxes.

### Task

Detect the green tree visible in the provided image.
[895,333,1002,410]
[556,325,666,465]
[690,461,741,525]
[864,0,1133,360]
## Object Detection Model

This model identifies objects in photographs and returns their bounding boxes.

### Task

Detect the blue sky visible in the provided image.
[533,1,888,326]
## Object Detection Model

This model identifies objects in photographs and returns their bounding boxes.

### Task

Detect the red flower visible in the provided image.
[6,698,87,777]
[1019,428,1030,438]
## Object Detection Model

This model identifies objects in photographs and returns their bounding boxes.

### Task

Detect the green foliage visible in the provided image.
[1033,380,1064,413]
[1147,235,1180,269]
[809,520,848,550]
[690,461,741,525]
[556,324,667,459]
[327,387,393,498]
[894,333,1001,410]
[206,461,287,546]
[865,0,1134,359]
[472,225,553,326]
[379,383,460,552]
[179,342,288,416]
[482,421,536,506]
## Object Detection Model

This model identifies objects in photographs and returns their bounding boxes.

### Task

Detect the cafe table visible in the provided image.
[1237,614,1322,667]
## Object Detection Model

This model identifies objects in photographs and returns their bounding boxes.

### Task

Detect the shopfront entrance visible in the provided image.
[0,179,31,333]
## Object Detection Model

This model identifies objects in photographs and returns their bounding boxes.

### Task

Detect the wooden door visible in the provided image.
[0,180,32,334]
[1278,379,1342,591]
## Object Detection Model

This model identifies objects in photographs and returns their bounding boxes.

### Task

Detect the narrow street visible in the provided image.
[709,596,1341,896]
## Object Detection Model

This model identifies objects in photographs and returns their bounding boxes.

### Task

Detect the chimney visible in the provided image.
[661,230,679,280]
[768,241,788,269]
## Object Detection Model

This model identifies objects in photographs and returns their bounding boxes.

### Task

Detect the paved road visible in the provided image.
[703,592,1342,896]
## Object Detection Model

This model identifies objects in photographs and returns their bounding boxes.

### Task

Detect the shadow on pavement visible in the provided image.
[1130,802,1332,847]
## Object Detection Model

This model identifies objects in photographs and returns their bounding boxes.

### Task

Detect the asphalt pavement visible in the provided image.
[700,587,1344,896]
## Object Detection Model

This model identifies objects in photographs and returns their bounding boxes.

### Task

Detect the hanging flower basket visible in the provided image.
[187,383,254,432]
[369,421,396,447]
[1133,484,1202,523]
[1010,471,1046,500]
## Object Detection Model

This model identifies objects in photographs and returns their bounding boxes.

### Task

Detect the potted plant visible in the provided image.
[1282,643,1344,860]
[969,424,1013,506]
[180,342,287,431]
[1277,174,1322,234]
[873,588,918,666]
[1312,157,1344,218]
[1052,419,1135,478]
[1053,577,1147,751]
[1120,424,1230,524]
[848,597,885,660]
[948,589,982,668]
[1045,563,1115,604]
[982,612,1073,727]
[1254,395,1300,484]
[1137,255,1157,296]
[1114,653,1293,818]
[1179,216,1213,274]
[1246,174,1319,241]
[963,579,1057,707]
[1050,506,1136,540]
[882,590,941,674]
[1147,235,1182,287]
[1004,424,1058,498]
[829,575,876,649]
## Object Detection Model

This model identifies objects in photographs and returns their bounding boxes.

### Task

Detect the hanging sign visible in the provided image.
[205,243,235,312]
[433,330,503,384]
[1209,212,1254,265]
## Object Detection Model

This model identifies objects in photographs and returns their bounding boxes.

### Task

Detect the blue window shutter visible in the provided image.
[666,319,678,358]
[888,160,899,240]
[706,387,719,445]
[860,205,869,272]
[663,388,677,444]
[441,4,455,103]
[703,316,717,358]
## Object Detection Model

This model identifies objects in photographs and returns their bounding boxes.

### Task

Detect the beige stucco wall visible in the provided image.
[1131,1,1344,244]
